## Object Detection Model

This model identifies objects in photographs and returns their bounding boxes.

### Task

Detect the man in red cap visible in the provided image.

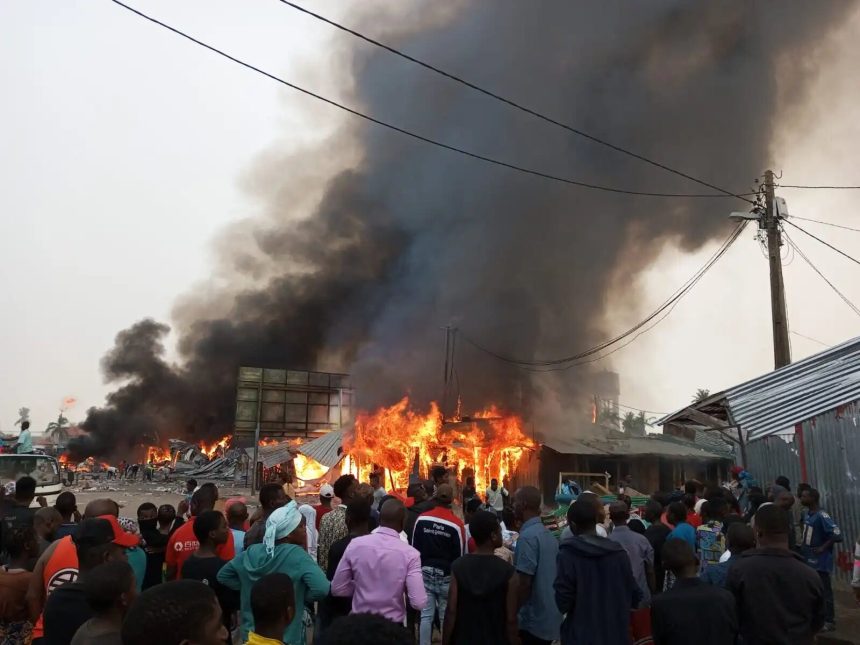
[43,516,138,645]
[26,499,138,644]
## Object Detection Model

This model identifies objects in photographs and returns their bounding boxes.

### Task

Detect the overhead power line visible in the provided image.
[109,0,757,200]
[788,215,860,233]
[783,219,860,268]
[779,184,860,190]
[279,1,756,204]
[604,399,668,417]
[781,227,860,318]
[520,300,681,373]
[790,330,830,348]
[462,222,747,367]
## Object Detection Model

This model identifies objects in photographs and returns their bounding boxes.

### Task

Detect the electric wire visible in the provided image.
[603,399,668,417]
[519,301,680,373]
[779,184,860,190]
[783,219,860,268]
[110,0,755,200]
[781,227,860,318]
[278,1,757,204]
[789,330,830,348]
[788,215,860,233]
[462,222,747,367]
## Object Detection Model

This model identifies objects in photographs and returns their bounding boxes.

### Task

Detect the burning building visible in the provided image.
[341,398,534,492]
[232,367,534,493]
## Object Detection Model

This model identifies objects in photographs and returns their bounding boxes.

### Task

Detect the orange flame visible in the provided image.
[74,457,109,473]
[199,435,231,459]
[343,397,534,493]
[146,446,172,463]
[293,453,329,482]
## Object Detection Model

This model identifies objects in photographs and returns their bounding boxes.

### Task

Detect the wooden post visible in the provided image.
[764,170,791,369]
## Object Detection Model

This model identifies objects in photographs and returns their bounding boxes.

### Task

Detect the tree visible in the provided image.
[692,389,711,403]
[622,411,647,437]
[14,407,30,427]
[597,406,620,428]
[46,413,70,446]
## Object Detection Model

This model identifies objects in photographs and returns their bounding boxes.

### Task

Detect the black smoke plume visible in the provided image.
[74,2,850,457]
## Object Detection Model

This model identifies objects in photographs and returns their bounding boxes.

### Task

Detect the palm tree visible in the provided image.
[46,413,70,447]
[692,388,711,403]
[622,411,647,436]
[597,406,620,428]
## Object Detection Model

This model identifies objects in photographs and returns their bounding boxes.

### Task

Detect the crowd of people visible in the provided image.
[0,465,857,644]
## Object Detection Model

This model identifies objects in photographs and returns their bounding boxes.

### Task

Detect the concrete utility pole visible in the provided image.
[764,170,791,369]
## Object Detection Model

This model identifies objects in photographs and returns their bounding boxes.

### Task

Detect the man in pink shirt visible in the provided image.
[331,499,427,623]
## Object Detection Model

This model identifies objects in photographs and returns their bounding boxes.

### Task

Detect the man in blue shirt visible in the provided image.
[800,487,842,631]
[15,421,33,454]
[513,486,561,645]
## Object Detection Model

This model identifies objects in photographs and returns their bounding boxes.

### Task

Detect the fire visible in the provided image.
[199,435,231,459]
[343,397,534,493]
[146,446,172,464]
[58,453,72,466]
[75,457,109,473]
[293,453,329,483]
[259,437,280,447]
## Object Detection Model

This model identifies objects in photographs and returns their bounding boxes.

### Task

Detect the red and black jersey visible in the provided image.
[411,504,466,574]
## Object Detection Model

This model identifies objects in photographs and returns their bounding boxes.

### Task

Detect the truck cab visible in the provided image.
[0,454,63,506]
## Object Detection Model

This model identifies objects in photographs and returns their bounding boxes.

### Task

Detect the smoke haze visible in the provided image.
[75,1,849,456]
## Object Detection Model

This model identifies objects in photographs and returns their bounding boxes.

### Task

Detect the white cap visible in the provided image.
[320,484,334,498]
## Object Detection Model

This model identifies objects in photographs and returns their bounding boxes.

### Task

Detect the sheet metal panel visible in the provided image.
[726,337,860,441]
[745,401,860,586]
[802,403,860,586]
[296,428,345,468]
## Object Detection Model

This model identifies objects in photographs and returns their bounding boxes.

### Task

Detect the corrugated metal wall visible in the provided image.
[745,401,860,586]
[744,434,803,492]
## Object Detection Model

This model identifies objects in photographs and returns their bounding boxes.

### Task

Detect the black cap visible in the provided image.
[73,518,114,548]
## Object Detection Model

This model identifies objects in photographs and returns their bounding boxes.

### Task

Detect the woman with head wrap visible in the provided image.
[298,505,318,562]
[218,501,330,645]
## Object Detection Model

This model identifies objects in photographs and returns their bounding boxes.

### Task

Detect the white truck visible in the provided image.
[0,453,63,506]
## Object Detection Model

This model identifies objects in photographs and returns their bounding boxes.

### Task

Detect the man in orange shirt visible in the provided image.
[165,487,234,580]
[26,499,137,644]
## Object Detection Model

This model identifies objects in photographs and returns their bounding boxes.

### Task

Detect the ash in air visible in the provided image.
[74,2,849,457]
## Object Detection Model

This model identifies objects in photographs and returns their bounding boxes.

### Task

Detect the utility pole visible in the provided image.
[441,326,451,417]
[440,326,458,419]
[764,169,791,369]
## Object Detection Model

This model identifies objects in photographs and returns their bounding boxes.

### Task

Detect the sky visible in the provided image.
[2,1,860,434]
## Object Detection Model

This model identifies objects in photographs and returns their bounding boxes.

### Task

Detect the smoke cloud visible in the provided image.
[75,2,850,456]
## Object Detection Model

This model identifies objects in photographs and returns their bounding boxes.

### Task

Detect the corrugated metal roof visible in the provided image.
[245,441,294,469]
[619,435,726,459]
[725,336,860,441]
[657,335,860,443]
[543,433,726,459]
[693,428,735,458]
[542,436,610,455]
[296,428,345,468]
